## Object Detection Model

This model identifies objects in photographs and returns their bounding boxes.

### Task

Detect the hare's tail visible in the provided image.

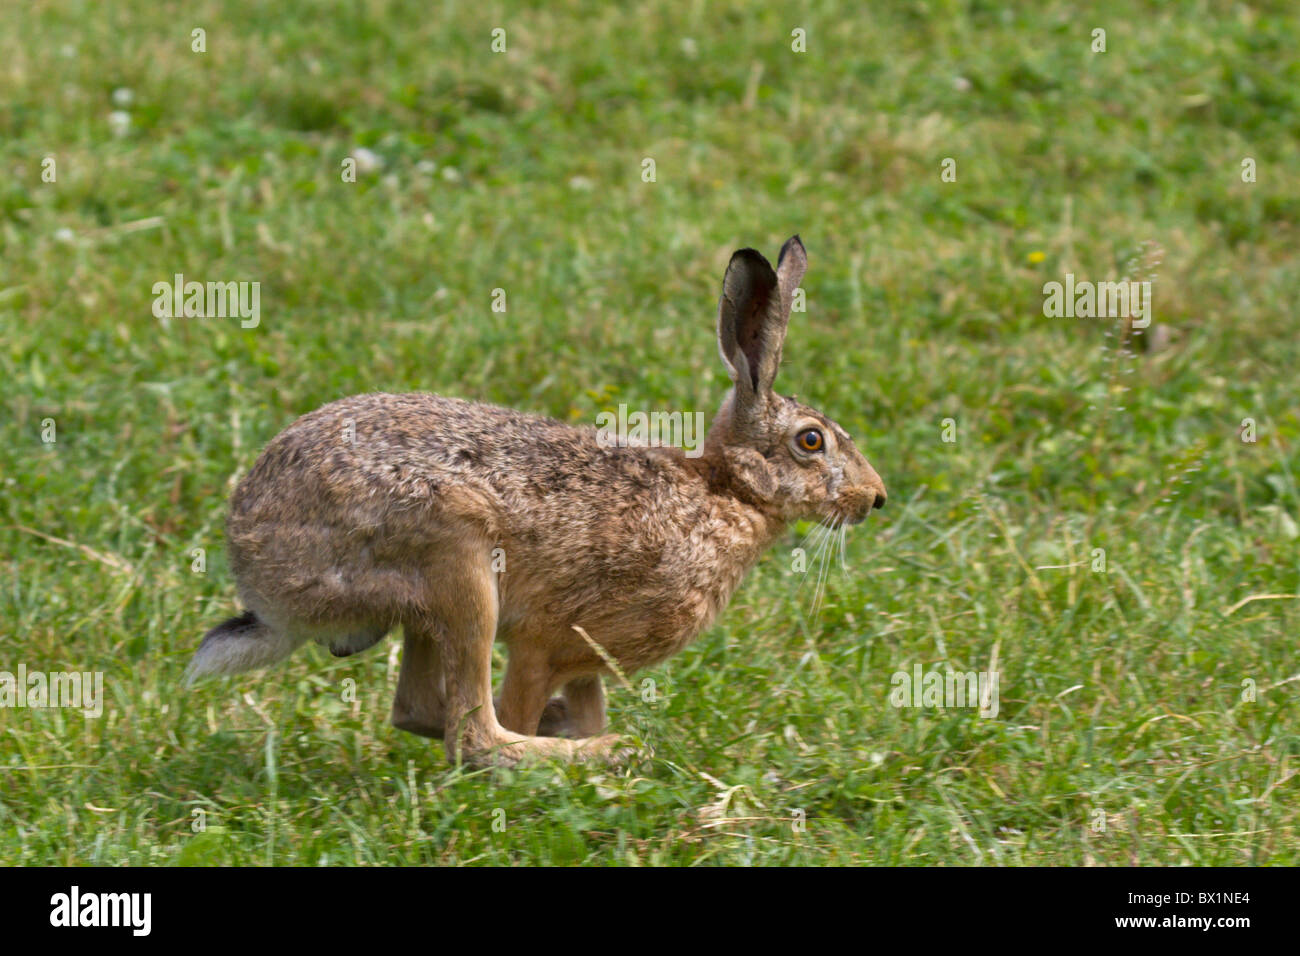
[185,610,301,684]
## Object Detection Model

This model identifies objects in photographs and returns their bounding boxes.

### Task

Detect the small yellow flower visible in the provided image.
[1027,251,1046,264]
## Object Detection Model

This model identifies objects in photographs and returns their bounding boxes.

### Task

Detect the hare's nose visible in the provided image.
[859,461,886,513]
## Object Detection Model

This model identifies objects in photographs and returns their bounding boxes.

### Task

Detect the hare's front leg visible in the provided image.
[496,645,606,738]
[495,644,555,737]
[391,629,446,738]
[429,547,619,767]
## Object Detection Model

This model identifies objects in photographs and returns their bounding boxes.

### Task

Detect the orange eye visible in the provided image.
[797,429,824,452]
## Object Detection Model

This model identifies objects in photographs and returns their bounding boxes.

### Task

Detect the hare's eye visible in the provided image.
[797,429,824,453]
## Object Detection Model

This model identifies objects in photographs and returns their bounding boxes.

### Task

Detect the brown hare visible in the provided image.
[186,236,887,766]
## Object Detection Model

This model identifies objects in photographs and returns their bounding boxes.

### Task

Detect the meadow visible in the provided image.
[1,0,1297,865]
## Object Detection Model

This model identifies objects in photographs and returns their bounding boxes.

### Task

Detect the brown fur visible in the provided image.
[187,237,886,766]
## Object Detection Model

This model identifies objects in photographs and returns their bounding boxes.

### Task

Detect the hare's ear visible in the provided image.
[716,247,784,411]
[776,235,807,319]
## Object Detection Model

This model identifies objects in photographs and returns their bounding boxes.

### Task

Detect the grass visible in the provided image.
[1,0,1298,865]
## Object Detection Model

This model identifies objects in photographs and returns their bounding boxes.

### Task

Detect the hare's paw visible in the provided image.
[391,699,445,739]
[392,714,445,739]
[454,731,633,768]
[571,733,639,765]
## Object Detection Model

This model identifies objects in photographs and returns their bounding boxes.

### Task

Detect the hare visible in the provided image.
[186,236,887,766]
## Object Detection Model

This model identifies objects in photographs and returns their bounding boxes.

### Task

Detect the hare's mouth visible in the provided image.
[827,506,868,527]
[832,499,881,525]
[832,487,886,525]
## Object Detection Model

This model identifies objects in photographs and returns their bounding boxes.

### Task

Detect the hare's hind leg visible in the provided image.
[391,628,446,738]
[427,549,618,767]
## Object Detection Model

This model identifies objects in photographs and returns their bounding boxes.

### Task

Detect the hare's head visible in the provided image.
[704,236,887,526]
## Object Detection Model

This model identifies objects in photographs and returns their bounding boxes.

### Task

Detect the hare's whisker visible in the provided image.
[798,519,827,549]
[799,519,834,575]
[809,516,841,621]
[824,517,843,594]
[790,520,832,548]
[799,530,828,594]
[811,540,831,620]
[799,518,835,612]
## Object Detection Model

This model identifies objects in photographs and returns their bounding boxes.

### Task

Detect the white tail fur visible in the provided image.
[184,611,303,684]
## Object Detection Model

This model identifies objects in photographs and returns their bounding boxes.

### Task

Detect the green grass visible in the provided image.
[2,0,1298,865]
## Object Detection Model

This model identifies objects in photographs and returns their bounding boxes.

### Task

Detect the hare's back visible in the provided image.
[225,391,608,546]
